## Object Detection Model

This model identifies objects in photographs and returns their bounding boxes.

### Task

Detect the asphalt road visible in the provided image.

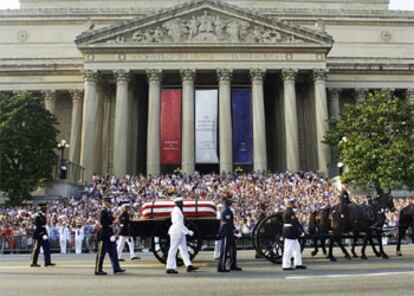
[1,245,413,296]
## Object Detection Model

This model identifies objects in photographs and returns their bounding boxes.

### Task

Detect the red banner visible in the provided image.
[160,89,182,164]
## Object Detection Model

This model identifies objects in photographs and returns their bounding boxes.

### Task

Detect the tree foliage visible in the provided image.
[324,90,414,193]
[0,92,59,205]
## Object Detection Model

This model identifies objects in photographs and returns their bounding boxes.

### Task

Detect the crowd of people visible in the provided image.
[0,171,413,253]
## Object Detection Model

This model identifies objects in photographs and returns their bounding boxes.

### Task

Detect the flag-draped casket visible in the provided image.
[141,200,216,219]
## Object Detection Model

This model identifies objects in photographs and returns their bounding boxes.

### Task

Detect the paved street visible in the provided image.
[1,245,413,296]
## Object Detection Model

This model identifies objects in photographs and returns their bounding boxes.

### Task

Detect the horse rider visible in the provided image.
[95,196,126,276]
[166,197,198,274]
[217,196,242,272]
[30,202,55,267]
[282,198,306,271]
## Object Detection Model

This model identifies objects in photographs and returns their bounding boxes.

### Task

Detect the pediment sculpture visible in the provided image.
[105,10,307,45]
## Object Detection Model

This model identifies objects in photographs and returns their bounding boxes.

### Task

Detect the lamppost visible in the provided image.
[57,139,70,180]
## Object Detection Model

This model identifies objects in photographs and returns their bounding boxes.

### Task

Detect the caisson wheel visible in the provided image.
[254,213,284,264]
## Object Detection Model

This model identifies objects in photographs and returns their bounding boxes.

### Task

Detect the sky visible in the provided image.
[0,0,414,10]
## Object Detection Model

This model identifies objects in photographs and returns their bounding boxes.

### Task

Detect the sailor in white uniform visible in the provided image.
[74,223,84,254]
[213,203,224,259]
[165,197,198,274]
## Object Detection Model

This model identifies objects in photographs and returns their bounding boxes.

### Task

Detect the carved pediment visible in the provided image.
[76,0,333,47]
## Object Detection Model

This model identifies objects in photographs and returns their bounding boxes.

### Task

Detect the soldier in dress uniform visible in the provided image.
[116,203,140,261]
[95,196,126,276]
[340,182,352,205]
[166,197,198,274]
[217,197,242,272]
[282,199,306,270]
[30,202,55,267]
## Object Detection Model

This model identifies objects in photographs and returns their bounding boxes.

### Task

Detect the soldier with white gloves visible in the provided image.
[74,223,85,254]
[166,197,198,274]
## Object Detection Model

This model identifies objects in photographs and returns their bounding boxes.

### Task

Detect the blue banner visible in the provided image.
[232,89,253,164]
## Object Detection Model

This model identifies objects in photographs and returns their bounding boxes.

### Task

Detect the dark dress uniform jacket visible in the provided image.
[219,207,236,237]
[119,212,131,237]
[282,207,300,240]
[98,208,114,242]
[33,212,47,240]
[340,189,352,204]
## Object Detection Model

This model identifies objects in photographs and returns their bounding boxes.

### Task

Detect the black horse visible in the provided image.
[339,192,395,259]
[396,204,414,256]
[309,206,351,262]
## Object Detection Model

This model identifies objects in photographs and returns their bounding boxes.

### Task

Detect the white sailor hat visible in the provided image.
[173,197,183,203]
[121,203,130,208]
[217,203,224,208]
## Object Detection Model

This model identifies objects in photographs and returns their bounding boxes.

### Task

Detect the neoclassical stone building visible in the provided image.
[1,0,413,179]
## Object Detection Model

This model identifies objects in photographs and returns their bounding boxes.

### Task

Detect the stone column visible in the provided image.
[180,69,196,175]
[355,88,368,103]
[250,69,267,172]
[217,69,233,173]
[407,89,414,102]
[281,69,299,172]
[313,69,330,175]
[69,90,83,164]
[80,70,98,179]
[42,90,56,114]
[328,88,341,119]
[112,70,130,177]
[146,69,162,175]
[102,91,112,174]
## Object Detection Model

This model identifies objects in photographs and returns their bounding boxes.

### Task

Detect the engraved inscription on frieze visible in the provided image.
[105,10,308,45]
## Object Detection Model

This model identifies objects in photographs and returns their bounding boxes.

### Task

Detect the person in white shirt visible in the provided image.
[58,222,70,254]
[213,203,223,260]
[166,197,198,274]
[74,224,85,254]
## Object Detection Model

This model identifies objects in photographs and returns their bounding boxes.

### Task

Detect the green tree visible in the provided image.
[0,92,59,205]
[324,90,414,194]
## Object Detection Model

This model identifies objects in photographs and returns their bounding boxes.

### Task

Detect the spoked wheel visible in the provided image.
[254,213,284,264]
[151,220,202,265]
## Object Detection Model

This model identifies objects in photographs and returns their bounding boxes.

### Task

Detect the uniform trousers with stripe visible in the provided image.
[32,238,51,265]
[95,240,121,273]
[282,238,302,268]
[217,234,237,271]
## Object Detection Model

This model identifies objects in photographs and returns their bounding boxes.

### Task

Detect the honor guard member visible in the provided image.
[117,203,140,261]
[30,203,55,267]
[217,197,242,272]
[340,182,352,205]
[282,199,306,270]
[166,197,198,274]
[74,222,85,254]
[213,203,224,260]
[95,196,126,276]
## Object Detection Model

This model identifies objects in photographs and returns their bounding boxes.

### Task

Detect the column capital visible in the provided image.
[41,89,56,101]
[406,88,414,101]
[250,68,266,82]
[82,70,98,83]
[69,89,83,103]
[216,69,233,82]
[146,69,163,83]
[281,69,297,82]
[180,69,196,82]
[114,70,130,83]
[328,88,341,100]
[312,69,328,82]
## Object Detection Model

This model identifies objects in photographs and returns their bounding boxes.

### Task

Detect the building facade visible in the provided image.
[1,0,413,178]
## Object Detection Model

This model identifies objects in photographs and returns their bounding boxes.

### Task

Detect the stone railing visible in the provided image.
[53,160,85,184]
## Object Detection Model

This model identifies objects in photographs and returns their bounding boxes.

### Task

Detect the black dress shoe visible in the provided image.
[230,266,242,271]
[30,264,41,267]
[95,271,107,276]
[186,265,199,272]
[118,258,125,262]
[295,265,307,270]
[282,267,294,271]
[217,269,230,273]
[114,269,126,274]
[166,269,178,274]
[45,263,56,267]
[131,257,140,260]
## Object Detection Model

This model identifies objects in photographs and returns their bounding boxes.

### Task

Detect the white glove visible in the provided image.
[300,232,305,238]
[234,230,242,238]
[110,235,116,242]
[42,234,48,241]
[188,230,194,237]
